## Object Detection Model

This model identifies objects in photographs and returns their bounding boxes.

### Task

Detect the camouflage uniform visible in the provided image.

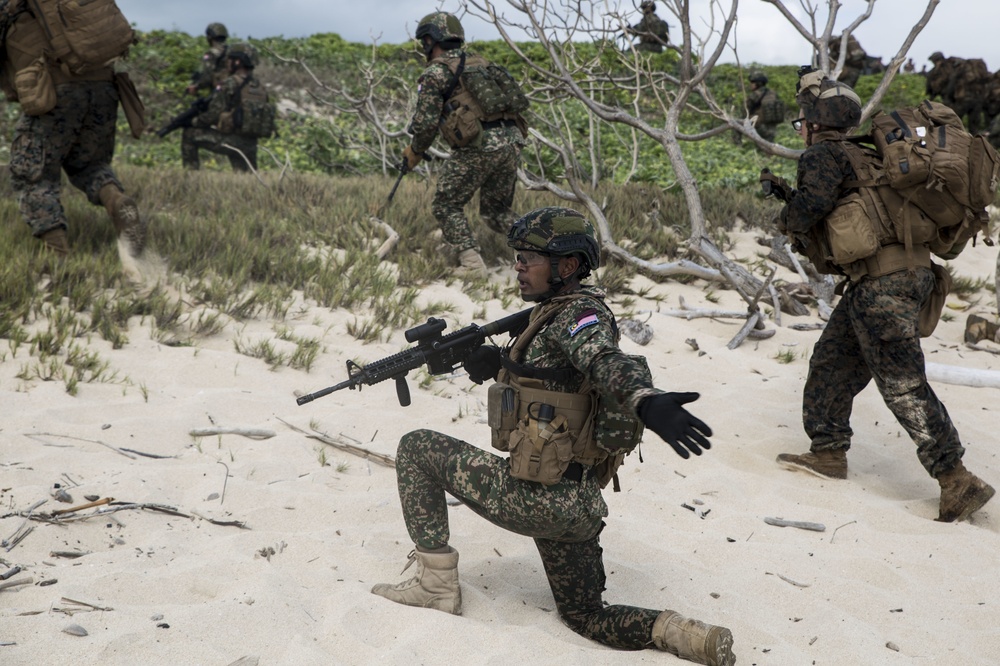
[746,85,779,142]
[829,34,866,88]
[8,78,122,238]
[780,135,965,479]
[190,42,230,94]
[395,284,667,648]
[410,47,525,252]
[626,12,670,53]
[182,72,259,172]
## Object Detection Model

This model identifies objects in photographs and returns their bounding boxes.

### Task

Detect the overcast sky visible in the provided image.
[116,0,1000,72]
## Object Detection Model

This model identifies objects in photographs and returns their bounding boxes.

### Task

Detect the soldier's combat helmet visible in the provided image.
[415,12,464,58]
[206,23,228,41]
[640,1,656,12]
[228,42,259,69]
[508,207,601,283]
[750,71,768,85]
[929,51,945,63]
[795,67,861,129]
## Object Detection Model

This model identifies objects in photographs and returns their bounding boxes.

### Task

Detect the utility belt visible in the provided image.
[482,118,518,130]
[842,242,931,283]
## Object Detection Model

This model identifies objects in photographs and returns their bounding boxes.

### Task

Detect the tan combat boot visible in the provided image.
[99,183,146,257]
[776,449,848,480]
[965,314,999,345]
[454,248,488,280]
[936,461,995,522]
[40,228,69,256]
[370,547,462,615]
[652,610,735,666]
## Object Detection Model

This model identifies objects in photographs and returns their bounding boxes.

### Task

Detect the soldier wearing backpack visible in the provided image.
[371,207,734,666]
[403,11,529,279]
[181,42,276,172]
[186,22,230,96]
[0,0,147,261]
[746,72,783,143]
[774,68,995,523]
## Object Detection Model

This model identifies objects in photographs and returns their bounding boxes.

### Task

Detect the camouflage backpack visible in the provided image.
[759,88,785,124]
[224,76,277,139]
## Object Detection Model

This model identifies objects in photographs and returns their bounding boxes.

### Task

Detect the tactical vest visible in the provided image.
[431,52,529,148]
[488,293,646,490]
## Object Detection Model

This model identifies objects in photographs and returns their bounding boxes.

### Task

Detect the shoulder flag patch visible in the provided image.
[568,308,599,337]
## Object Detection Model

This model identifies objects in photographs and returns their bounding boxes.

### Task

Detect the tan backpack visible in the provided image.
[867,100,999,257]
[25,0,134,75]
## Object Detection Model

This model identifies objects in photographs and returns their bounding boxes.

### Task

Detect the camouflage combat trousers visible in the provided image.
[9,81,122,237]
[803,268,964,477]
[395,429,661,649]
[181,127,258,172]
[433,141,520,252]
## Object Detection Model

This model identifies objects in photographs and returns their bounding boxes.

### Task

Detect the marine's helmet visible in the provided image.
[750,71,768,86]
[507,207,601,284]
[228,42,259,70]
[929,51,945,63]
[415,12,465,48]
[640,1,656,13]
[206,23,228,41]
[795,67,862,129]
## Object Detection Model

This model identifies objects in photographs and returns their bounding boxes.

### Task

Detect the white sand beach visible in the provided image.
[2,230,998,665]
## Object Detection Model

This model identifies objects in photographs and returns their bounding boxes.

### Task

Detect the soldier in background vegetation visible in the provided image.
[828,33,869,88]
[745,72,783,143]
[625,1,669,54]
[404,12,528,279]
[0,0,146,259]
[186,22,230,96]
[774,68,995,524]
[181,43,269,172]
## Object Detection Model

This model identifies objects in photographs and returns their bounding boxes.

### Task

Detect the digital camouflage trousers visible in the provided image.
[803,267,964,477]
[9,81,121,236]
[432,141,520,252]
[394,429,661,649]
[181,127,258,172]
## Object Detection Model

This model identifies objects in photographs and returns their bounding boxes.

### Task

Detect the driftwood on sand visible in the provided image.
[277,417,396,467]
[189,427,276,440]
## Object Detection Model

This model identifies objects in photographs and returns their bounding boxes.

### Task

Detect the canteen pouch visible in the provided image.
[507,405,573,486]
[826,193,880,265]
[15,58,57,116]
[440,102,481,148]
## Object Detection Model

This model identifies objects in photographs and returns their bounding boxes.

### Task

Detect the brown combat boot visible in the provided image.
[776,449,848,480]
[454,248,488,280]
[40,228,69,256]
[965,314,999,345]
[370,547,462,615]
[651,610,735,666]
[99,183,146,257]
[936,461,995,522]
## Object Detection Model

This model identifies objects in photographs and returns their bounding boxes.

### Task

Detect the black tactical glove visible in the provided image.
[463,345,501,385]
[638,393,712,459]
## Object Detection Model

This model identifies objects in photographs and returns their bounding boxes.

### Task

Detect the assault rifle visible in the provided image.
[156,96,210,138]
[296,308,532,407]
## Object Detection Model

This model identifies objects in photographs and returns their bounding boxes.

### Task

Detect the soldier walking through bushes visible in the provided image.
[404,12,529,280]
[181,42,276,172]
[371,207,735,666]
[0,0,147,261]
[774,68,995,523]
[625,1,670,54]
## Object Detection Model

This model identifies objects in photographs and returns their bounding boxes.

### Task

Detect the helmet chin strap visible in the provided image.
[422,37,435,61]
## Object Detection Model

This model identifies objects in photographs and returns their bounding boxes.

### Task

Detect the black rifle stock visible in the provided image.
[156,97,210,138]
[296,308,532,407]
